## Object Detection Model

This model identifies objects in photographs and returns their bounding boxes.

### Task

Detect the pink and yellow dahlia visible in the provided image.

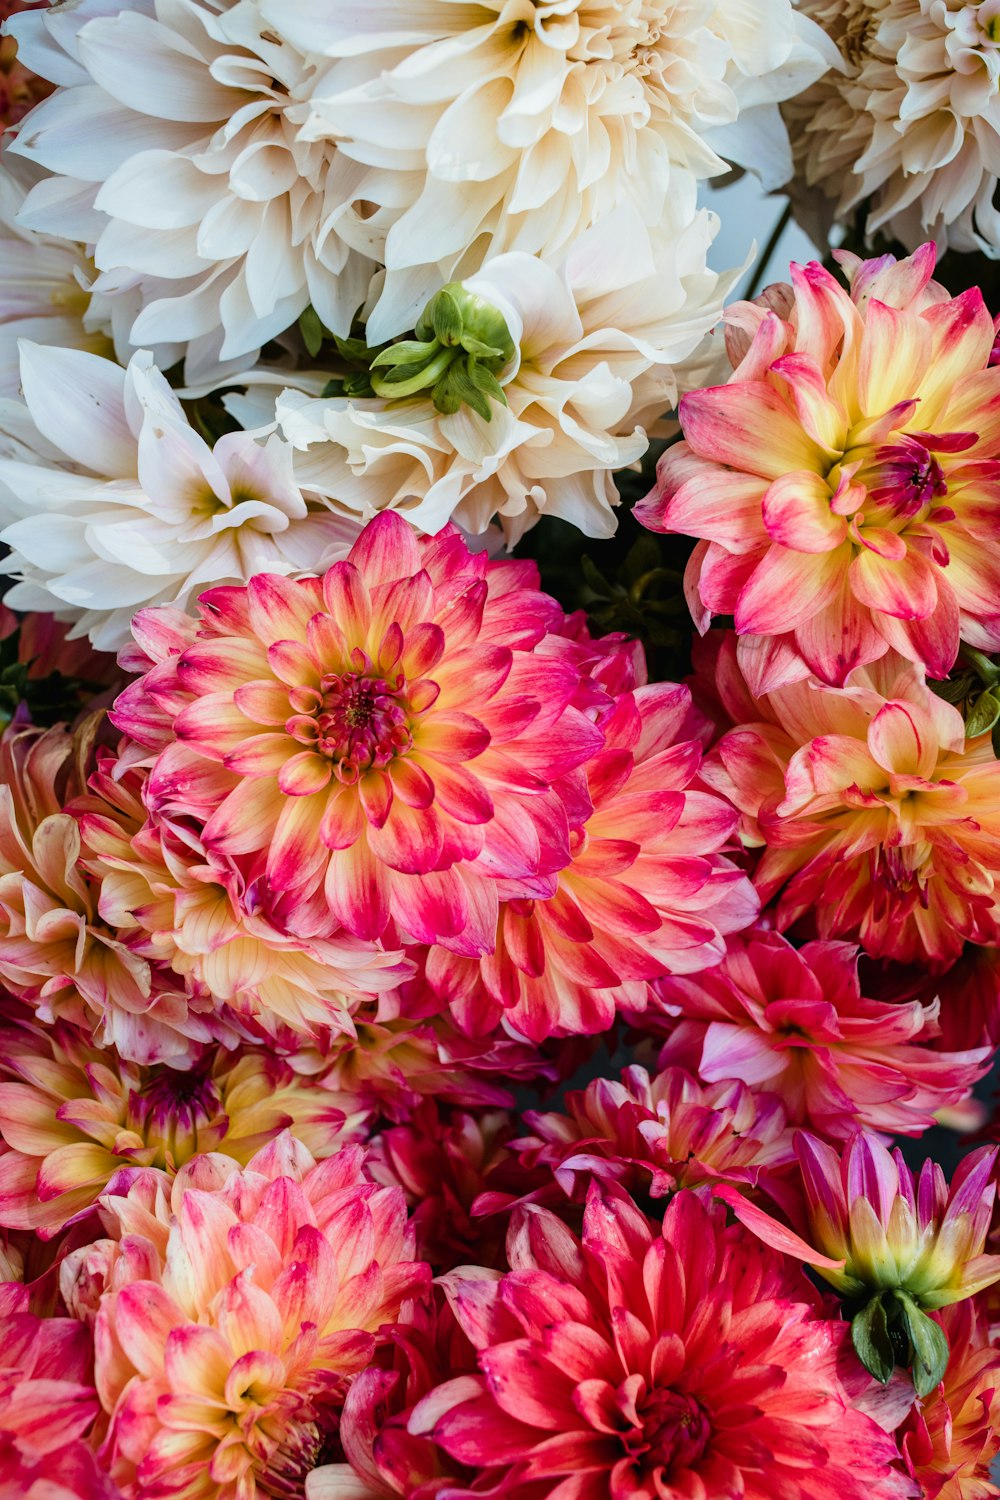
[637,244,1000,693]
[75,754,412,1046]
[701,638,1000,964]
[0,1016,368,1236]
[650,930,990,1140]
[898,1298,1000,1498]
[111,512,604,955]
[414,1186,915,1500]
[0,1309,113,1500]
[424,681,758,1041]
[0,722,220,1064]
[92,1134,430,1499]
[511,1064,793,1202]
[722,1131,1000,1311]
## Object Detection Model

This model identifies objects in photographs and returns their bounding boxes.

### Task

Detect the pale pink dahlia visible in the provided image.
[701,637,1000,965]
[414,1187,915,1499]
[0,1309,114,1500]
[650,930,990,1141]
[637,244,1000,693]
[424,681,758,1041]
[898,1298,1000,1498]
[93,1134,430,1499]
[510,1064,793,1203]
[112,512,603,956]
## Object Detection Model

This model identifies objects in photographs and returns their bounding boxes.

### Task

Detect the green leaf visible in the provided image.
[896,1292,949,1396]
[299,305,325,359]
[851,1294,895,1384]
[966,688,1000,737]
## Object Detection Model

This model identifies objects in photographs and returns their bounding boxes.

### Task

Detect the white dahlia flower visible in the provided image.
[269,0,838,339]
[787,0,1000,253]
[254,209,734,543]
[0,342,360,651]
[5,0,376,380]
[0,155,112,395]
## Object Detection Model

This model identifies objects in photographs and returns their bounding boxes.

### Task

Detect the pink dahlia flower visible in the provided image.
[92,1134,430,1499]
[369,1100,522,1268]
[898,1298,1000,1497]
[424,681,758,1040]
[637,243,1000,693]
[701,638,1000,965]
[111,512,603,956]
[414,1186,915,1499]
[650,930,990,1140]
[509,1063,793,1203]
[0,1014,367,1237]
[307,1300,475,1500]
[0,1309,114,1500]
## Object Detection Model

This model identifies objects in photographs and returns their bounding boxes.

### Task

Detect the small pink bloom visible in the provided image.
[510,1063,792,1202]
[111,513,604,956]
[638,245,1000,691]
[649,930,990,1140]
[413,1185,915,1499]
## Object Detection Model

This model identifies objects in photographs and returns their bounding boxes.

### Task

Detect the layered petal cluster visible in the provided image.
[898,1298,1000,1498]
[0,157,112,396]
[92,1135,430,1499]
[425,679,757,1041]
[638,244,1000,692]
[0,721,224,1065]
[511,1063,793,1201]
[0,343,361,652]
[75,754,412,1046]
[651,930,990,1140]
[271,213,735,543]
[701,638,1000,965]
[111,512,606,958]
[267,0,835,340]
[723,1131,1000,1311]
[415,1186,914,1499]
[6,0,375,377]
[0,1309,114,1500]
[369,1100,520,1268]
[785,0,1000,257]
[0,1015,367,1236]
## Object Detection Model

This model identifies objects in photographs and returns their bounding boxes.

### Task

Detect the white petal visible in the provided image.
[18,342,134,477]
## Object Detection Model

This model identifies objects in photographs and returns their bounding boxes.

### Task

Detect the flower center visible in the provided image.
[130,1066,224,1167]
[862,439,948,521]
[630,1388,711,1475]
[286,668,413,784]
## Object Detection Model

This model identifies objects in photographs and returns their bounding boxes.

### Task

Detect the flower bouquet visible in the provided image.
[2,0,1000,1495]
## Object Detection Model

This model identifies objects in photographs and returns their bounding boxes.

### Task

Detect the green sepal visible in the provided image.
[896,1292,949,1396]
[432,360,493,422]
[299,305,326,358]
[370,337,439,371]
[966,687,1000,737]
[851,1293,895,1385]
[431,287,465,347]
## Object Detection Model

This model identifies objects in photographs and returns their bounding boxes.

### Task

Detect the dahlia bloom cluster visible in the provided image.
[1,5,1000,1498]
